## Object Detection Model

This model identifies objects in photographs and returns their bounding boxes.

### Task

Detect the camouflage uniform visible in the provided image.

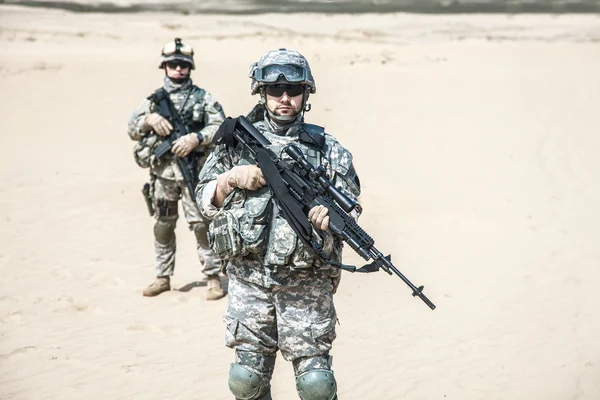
[128,39,226,290]
[196,49,361,400]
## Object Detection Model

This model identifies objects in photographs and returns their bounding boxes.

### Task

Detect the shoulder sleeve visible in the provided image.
[195,143,234,219]
[325,135,362,218]
[127,98,154,141]
[196,90,226,146]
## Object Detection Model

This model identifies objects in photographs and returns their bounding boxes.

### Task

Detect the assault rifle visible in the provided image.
[148,89,200,197]
[215,116,436,310]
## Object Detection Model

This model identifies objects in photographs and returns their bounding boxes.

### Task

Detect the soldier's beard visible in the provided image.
[270,109,300,123]
[265,109,303,133]
[267,101,302,123]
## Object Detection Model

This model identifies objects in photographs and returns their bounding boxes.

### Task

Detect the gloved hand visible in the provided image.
[143,113,173,137]
[216,165,266,197]
[172,133,199,157]
[308,205,330,231]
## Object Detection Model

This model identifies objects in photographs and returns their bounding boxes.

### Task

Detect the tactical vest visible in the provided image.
[133,86,208,171]
[208,121,328,268]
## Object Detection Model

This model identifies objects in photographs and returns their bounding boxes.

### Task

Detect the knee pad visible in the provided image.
[154,219,176,245]
[229,363,272,400]
[296,369,337,400]
[229,351,275,400]
[191,221,210,248]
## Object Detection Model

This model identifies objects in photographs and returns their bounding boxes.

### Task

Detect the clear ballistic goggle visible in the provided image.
[255,64,307,84]
[161,38,194,57]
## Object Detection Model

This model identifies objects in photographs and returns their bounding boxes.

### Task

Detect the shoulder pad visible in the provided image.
[302,123,325,135]
[300,123,326,150]
[190,86,206,98]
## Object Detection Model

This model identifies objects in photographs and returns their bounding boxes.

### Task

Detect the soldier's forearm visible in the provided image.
[213,173,234,208]
[197,124,220,145]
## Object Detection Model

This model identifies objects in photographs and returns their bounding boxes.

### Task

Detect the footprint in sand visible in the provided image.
[0,346,38,360]
[106,277,125,290]
[168,294,189,304]
[119,363,140,373]
[51,297,102,314]
[126,325,182,335]
[0,310,23,324]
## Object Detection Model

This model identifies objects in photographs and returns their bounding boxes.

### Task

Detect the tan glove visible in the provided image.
[216,165,266,197]
[308,205,330,231]
[143,113,173,137]
[172,133,199,157]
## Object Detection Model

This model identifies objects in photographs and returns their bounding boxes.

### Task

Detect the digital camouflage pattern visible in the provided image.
[248,48,316,95]
[224,266,337,361]
[153,176,221,277]
[128,76,226,277]
[158,38,195,70]
[128,76,225,181]
[196,115,361,363]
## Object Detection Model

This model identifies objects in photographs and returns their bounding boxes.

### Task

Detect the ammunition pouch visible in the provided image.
[207,186,323,268]
[133,133,163,168]
[208,186,271,260]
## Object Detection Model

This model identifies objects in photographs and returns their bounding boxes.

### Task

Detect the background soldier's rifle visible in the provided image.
[148,88,200,197]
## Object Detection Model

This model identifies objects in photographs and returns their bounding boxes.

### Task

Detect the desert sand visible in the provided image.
[1,5,599,399]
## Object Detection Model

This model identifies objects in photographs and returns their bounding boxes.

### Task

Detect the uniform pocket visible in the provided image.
[224,316,239,337]
[133,134,160,168]
[311,317,337,349]
[264,218,297,266]
[243,186,272,224]
[208,209,243,260]
[239,187,271,256]
[192,102,204,124]
[240,224,267,256]
[289,240,317,269]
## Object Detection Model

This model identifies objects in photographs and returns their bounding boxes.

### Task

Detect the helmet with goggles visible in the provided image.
[248,48,316,95]
[159,38,195,70]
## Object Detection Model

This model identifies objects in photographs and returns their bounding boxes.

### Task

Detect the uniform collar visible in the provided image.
[163,76,193,93]
[263,111,304,136]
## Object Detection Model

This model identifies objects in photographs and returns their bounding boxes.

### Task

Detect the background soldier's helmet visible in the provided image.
[158,38,195,70]
[248,48,316,95]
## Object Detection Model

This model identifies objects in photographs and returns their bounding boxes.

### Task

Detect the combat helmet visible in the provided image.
[248,48,316,95]
[158,38,195,70]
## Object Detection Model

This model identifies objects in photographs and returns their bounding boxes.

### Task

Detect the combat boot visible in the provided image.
[205,275,225,301]
[142,276,170,297]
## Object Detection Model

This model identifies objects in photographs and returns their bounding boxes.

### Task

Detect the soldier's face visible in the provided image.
[265,84,304,118]
[165,61,191,80]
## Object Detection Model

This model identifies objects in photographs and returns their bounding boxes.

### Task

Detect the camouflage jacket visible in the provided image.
[195,113,361,286]
[127,77,226,181]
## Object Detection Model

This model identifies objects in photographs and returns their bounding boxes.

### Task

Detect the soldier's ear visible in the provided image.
[258,88,266,105]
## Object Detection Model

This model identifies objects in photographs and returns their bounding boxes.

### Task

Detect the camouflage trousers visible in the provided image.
[223,262,338,364]
[153,176,221,277]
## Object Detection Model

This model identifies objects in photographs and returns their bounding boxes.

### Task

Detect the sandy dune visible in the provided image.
[1,5,599,399]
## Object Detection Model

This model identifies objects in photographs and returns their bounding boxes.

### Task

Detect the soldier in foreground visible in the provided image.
[196,48,361,399]
[127,38,226,300]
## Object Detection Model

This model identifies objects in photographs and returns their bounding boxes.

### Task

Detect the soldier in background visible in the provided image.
[196,48,361,399]
[128,38,226,301]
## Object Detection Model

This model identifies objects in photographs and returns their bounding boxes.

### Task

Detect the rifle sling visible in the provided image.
[254,146,371,273]
[255,147,313,244]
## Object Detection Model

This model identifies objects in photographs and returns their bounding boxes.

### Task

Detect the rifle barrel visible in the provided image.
[375,249,436,310]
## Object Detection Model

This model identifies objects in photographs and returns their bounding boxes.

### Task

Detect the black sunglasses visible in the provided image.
[265,84,304,98]
[166,61,191,69]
